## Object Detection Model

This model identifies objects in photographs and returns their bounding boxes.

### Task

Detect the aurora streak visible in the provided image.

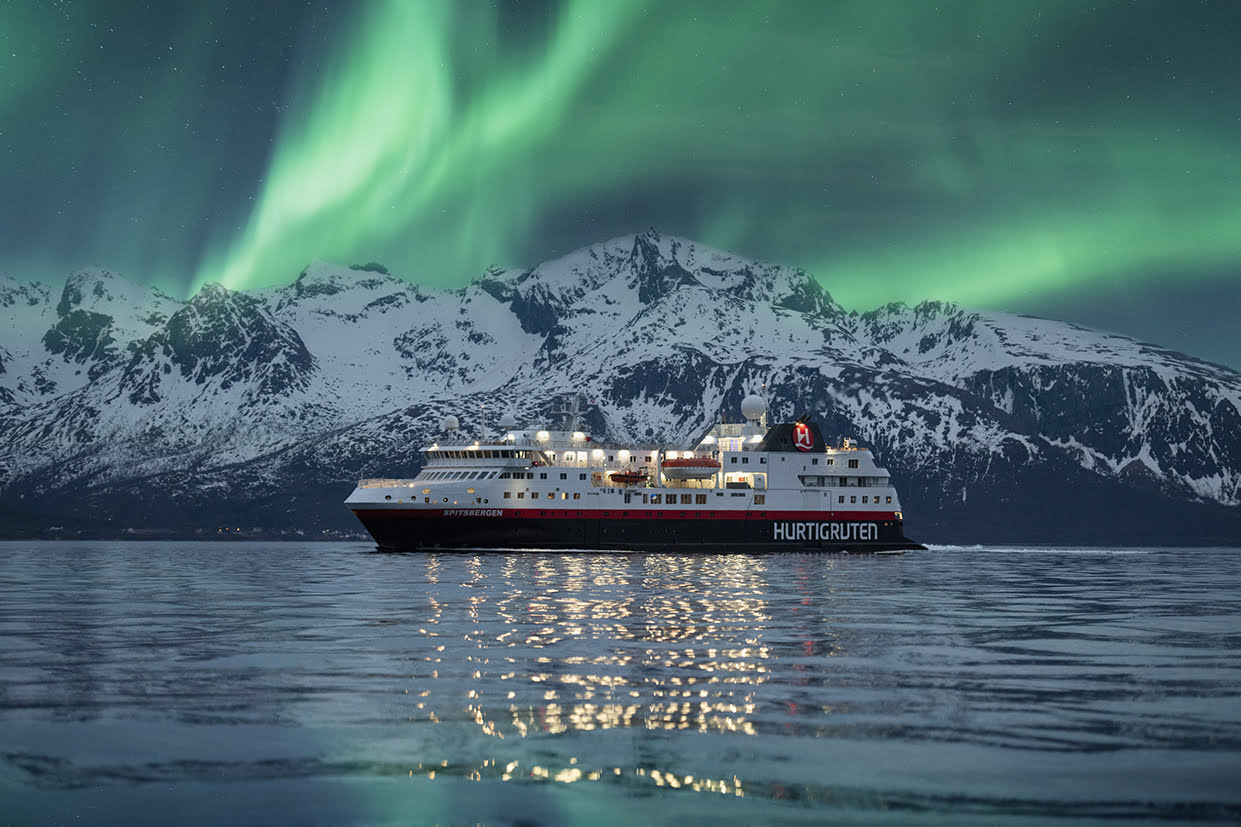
[3,0,1239,365]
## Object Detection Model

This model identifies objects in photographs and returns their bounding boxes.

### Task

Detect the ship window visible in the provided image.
[755,495,765,505]
[385,495,391,500]
[680,494,692,505]
[644,455,652,463]
[579,473,587,480]
[540,472,547,479]
[730,457,737,464]
[742,457,749,464]
[887,496,892,504]
[532,492,538,499]
[863,496,868,503]
[848,459,859,469]
[424,497,430,503]
[695,494,707,505]
[547,492,553,499]
[504,492,511,499]
[760,457,766,464]
[826,458,834,466]
[573,493,580,500]
[838,495,844,504]
[561,492,568,500]
[850,496,857,504]
[518,492,525,499]
[651,494,661,504]
[560,473,567,480]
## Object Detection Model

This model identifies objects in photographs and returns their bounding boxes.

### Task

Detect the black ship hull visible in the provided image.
[350,508,924,553]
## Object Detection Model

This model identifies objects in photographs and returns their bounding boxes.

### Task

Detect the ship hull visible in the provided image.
[349,508,924,553]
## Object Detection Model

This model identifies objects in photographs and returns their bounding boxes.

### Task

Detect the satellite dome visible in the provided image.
[740,394,766,421]
[499,412,517,429]
[441,415,459,432]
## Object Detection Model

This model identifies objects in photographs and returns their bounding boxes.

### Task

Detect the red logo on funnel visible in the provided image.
[793,422,814,452]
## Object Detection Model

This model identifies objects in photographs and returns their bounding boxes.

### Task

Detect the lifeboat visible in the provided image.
[608,468,649,485]
[660,456,721,480]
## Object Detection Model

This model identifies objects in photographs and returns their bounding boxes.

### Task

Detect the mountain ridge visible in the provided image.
[1,230,1238,543]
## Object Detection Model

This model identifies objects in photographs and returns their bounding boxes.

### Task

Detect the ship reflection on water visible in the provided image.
[6,542,1239,819]
[395,551,853,798]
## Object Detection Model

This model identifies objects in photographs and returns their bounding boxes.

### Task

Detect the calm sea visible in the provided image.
[2,541,1239,824]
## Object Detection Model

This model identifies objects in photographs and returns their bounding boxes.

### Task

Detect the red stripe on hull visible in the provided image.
[350,507,901,522]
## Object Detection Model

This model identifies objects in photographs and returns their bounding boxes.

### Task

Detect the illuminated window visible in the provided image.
[651,494,662,504]
[886,496,892,504]
[754,495,765,505]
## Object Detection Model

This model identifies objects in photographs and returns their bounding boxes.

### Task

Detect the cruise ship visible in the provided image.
[345,396,923,553]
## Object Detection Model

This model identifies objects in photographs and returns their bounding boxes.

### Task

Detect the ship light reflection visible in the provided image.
[397,553,792,799]
[398,758,748,798]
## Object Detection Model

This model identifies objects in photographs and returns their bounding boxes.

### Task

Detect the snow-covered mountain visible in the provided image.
[2,231,1239,544]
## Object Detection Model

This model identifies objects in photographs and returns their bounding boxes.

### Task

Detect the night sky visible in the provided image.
[3,0,1239,368]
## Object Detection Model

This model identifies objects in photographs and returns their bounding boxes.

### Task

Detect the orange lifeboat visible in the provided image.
[608,468,649,485]
[660,456,721,480]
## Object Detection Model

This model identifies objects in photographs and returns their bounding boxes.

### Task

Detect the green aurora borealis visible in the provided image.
[3,0,1239,365]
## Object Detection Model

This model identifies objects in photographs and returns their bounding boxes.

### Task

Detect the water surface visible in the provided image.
[2,542,1239,823]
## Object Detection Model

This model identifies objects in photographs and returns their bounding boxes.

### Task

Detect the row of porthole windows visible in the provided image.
[385,495,493,504]
[840,495,893,504]
[503,491,583,500]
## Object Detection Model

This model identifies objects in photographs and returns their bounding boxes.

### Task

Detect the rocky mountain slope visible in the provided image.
[2,231,1238,544]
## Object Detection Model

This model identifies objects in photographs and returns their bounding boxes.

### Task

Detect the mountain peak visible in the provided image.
[58,267,176,319]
